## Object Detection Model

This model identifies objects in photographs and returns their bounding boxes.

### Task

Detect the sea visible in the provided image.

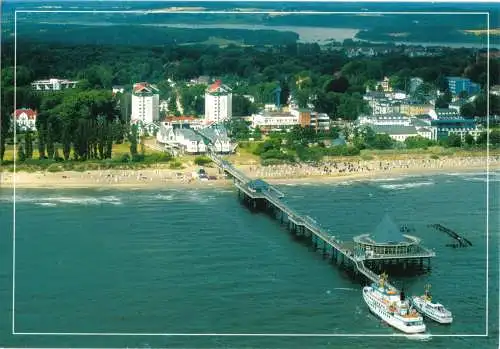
[0,170,499,348]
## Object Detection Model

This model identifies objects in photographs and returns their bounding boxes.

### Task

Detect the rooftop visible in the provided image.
[133,82,159,94]
[370,125,418,135]
[372,214,407,244]
[13,108,37,119]
[248,179,270,192]
[176,128,203,142]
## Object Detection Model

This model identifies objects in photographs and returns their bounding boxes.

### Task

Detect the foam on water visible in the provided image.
[379,181,435,190]
[405,333,432,341]
[333,287,357,291]
[0,195,122,206]
[153,194,175,201]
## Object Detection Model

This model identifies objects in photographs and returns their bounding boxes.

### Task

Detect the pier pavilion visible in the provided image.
[353,214,435,274]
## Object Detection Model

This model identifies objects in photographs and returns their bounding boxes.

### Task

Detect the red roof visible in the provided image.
[14,109,37,120]
[207,80,222,92]
[133,82,152,93]
[164,116,197,122]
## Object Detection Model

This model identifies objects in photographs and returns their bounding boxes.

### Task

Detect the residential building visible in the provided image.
[376,77,392,92]
[429,108,459,120]
[363,92,401,115]
[448,100,467,113]
[197,126,234,153]
[12,108,37,131]
[400,102,433,117]
[410,118,438,141]
[446,77,481,96]
[370,125,419,142]
[31,78,78,91]
[131,119,159,136]
[159,100,169,112]
[357,113,411,127]
[189,75,210,86]
[162,116,205,130]
[431,117,482,141]
[131,82,160,124]
[490,85,500,97]
[112,86,125,94]
[310,112,331,131]
[205,80,232,123]
[251,111,299,133]
[156,125,207,154]
[409,77,424,94]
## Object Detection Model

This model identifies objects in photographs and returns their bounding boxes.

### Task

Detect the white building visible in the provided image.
[370,125,420,142]
[309,112,330,131]
[12,109,37,131]
[31,78,78,91]
[156,124,207,154]
[251,111,299,133]
[410,118,438,141]
[358,114,411,127]
[204,80,232,123]
[131,82,160,124]
[159,100,169,112]
[112,86,125,94]
[197,126,234,153]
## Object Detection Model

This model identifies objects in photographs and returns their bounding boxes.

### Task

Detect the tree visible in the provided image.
[491,130,500,147]
[61,122,72,161]
[167,96,178,116]
[128,124,138,158]
[460,103,476,118]
[464,133,475,146]
[24,131,33,159]
[405,136,435,149]
[370,133,394,150]
[17,143,26,162]
[445,134,462,148]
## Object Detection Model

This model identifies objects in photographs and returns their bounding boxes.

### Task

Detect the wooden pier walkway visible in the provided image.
[208,151,434,290]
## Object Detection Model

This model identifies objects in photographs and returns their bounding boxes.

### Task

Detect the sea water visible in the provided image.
[0,171,498,348]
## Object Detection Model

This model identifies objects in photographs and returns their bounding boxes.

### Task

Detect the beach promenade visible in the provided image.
[0,155,498,189]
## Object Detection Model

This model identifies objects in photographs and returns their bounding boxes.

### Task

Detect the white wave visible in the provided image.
[368,177,401,182]
[463,177,500,183]
[405,333,432,341]
[333,287,357,291]
[153,194,175,201]
[1,195,122,206]
[36,202,57,207]
[380,181,434,190]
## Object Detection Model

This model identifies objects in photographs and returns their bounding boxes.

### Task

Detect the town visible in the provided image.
[2,42,500,173]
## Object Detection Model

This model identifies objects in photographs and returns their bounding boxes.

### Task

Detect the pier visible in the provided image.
[208,151,435,290]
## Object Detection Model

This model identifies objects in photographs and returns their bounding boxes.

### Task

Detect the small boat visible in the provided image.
[411,284,453,324]
[363,273,426,334]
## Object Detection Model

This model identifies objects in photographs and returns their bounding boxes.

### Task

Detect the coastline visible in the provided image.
[1,158,498,190]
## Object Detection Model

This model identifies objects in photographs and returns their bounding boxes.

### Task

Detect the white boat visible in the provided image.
[411,284,453,324]
[363,273,426,334]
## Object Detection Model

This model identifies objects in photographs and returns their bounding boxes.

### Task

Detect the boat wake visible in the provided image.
[405,333,432,341]
[333,287,357,291]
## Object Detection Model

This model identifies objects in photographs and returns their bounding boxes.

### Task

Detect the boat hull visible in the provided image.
[363,287,426,334]
[411,297,453,324]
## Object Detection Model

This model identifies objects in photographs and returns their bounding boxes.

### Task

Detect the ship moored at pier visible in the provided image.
[362,273,426,334]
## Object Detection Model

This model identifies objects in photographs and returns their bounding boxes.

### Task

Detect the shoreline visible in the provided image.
[1,162,498,190]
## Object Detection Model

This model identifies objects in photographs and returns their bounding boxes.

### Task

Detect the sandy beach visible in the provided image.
[0,156,498,189]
